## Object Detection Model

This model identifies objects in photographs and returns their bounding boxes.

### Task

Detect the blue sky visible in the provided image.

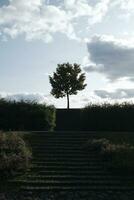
[1,0,134,108]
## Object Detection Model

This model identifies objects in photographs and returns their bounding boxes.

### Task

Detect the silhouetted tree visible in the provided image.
[49,63,87,109]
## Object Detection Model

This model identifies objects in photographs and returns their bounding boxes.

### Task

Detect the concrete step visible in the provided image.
[13,132,134,194]
[20,185,134,192]
[37,170,108,175]
[32,161,104,166]
[32,157,101,162]
[31,165,103,171]
[32,154,98,160]
[21,174,133,181]
[11,179,123,187]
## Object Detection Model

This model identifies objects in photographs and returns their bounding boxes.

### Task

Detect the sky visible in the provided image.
[1,0,134,108]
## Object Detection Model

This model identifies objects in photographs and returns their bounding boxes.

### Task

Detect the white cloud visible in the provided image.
[119,0,134,11]
[0,0,112,42]
[95,88,134,100]
[0,92,53,104]
[1,90,133,107]
[0,91,99,108]
[111,0,134,20]
[88,0,111,25]
[84,35,134,81]
[0,0,133,42]
[0,0,77,42]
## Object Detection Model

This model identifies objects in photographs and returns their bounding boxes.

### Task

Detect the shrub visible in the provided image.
[45,105,56,131]
[81,103,134,131]
[56,109,81,131]
[0,132,32,178]
[102,143,134,173]
[0,99,56,131]
[85,138,109,152]
[86,138,134,174]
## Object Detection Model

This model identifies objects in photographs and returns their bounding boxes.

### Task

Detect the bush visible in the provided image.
[81,103,134,131]
[86,138,134,174]
[56,109,81,131]
[85,138,109,152]
[0,99,56,131]
[102,142,134,173]
[0,132,32,178]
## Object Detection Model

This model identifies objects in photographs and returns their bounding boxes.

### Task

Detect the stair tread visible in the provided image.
[13,131,133,193]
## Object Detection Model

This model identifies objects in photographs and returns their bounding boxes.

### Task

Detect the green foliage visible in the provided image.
[45,105,56,131]
[56,103,134,131]
[81,103,134,131]
[102,142,134,172]
[56,109,81,131]
[85,138,109,151]
[86,138,134,174]
[0,99,56,131]
[0,132,32,178]
[49,63,86,108]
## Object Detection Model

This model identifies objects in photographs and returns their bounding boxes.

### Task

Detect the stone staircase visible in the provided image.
[10,132,134,199]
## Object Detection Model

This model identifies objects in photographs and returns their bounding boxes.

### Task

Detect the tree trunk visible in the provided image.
[67,93,69,109]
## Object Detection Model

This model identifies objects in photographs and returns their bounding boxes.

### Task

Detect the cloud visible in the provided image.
[115,0,134,12]
[0,0,112,42]
[0,92,53,104]
[0,0,134,42]
[95,88,134,99]
[0,91,99,108]
[2,90,133,107]
[0,0,76,42]
[84,35,134,81]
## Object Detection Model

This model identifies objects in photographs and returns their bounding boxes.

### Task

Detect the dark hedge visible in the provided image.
[1,100,134,131]
[81,103,134,131]
[0,99,56,131]
[56,103,134,131]
[56,109,81,131]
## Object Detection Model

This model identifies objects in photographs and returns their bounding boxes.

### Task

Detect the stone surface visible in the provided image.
[1,191,134,200]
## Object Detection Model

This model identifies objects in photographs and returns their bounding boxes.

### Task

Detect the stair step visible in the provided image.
[15,131,134,194]
[10,180,123,187]
[29,142,87,145]
[32,149,85,153]
[32,158,101,163]
[21,175,132,181]
[20,185,133,191]
[31,145,92,148]
[32,157,100,161]
[33,152,97,156]
[31,145,85,148]
[31,165,103,171]
[32,155,98,159]
[32,151,95,154]
[32,161,104,166]
[29,138,89,141]
[37,170,108,175]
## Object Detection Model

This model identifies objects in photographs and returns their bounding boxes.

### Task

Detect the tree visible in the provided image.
[49,63,87,109]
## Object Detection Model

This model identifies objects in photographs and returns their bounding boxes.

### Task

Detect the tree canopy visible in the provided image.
[49,63,87,109]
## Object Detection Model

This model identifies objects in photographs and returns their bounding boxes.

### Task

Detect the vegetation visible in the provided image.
[86,138,134,174]
[0,132,32,178]
[56,103,134,131]
[56,109,81,131]
[0,99,56,131]
[81,103,134,131]
[49,63,86,109]
[1,99,134,131]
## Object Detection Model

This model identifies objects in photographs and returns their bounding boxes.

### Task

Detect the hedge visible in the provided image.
[56,103,134,131]
[0,99,56,131]
[81,103,134,131]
